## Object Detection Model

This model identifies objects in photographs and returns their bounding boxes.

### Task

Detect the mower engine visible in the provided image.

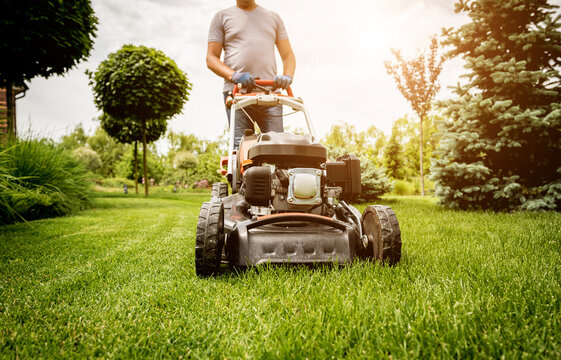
[240,132,361,218]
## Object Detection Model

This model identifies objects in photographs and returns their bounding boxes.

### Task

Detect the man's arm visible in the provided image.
[276,38,296,78]
[206,42,235,81]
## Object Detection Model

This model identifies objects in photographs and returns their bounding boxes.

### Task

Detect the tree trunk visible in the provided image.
[134,141,139,194]
[142,120,148,197]
[6,84,15,139]
[419,115,425,197]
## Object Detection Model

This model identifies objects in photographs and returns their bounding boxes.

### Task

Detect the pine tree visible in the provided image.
[432,0,561,211]
[383,121,405,180]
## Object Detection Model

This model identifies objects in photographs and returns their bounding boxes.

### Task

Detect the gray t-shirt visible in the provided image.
[208,5,289,92]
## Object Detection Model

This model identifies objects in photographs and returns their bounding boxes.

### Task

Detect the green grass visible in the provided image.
[0,138,91,225]
[1,193,560,359]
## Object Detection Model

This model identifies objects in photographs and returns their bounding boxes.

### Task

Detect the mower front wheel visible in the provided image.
[361,205,402,265]
[195,201,225,276]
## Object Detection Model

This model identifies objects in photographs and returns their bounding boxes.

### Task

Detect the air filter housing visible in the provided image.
[326,154,361,200]
[244,166,271,206]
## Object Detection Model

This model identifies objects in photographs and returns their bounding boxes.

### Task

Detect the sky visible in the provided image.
[15,0,561,146]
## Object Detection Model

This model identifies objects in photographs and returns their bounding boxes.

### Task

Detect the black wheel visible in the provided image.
[195,201,225,276]
[211,182,228,200]
[361,205,402,265]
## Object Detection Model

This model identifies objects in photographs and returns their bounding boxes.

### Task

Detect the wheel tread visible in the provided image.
[195,201,224,276]
[373,205,402,266]
[211,182,228,201]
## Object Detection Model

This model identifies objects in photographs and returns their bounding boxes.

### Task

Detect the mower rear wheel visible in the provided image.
[361,205,402,265]
[195,201,225,276]
[211,182,228,200]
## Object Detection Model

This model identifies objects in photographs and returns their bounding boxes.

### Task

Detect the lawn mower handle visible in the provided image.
[233,79,294,97]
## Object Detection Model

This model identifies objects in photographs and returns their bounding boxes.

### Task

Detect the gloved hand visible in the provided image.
[273,75,293,90]
[231,71,256,92]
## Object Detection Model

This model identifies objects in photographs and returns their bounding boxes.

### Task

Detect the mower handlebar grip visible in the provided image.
[233,79,293,97]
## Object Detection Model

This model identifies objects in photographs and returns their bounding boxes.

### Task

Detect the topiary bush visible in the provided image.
[0,138,91,225]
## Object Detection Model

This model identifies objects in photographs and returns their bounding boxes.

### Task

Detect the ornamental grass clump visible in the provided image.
[0,137,91,225]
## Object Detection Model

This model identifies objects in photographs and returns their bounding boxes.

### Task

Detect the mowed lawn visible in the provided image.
[1,192,560,359]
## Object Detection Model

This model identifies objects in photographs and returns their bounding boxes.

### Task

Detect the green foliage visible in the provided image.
[163,130,224,186]
[392,178,436,196]
[433,0,561,211]
[357,158,393,201]
[88,44,191,124]
[169,150,199,185]
[385,36,444,121]
[0,137,91,225]
[191,150,223,185]
[99,113,167,192]
[1,195,560,358]
[383,120,405,180]
[59,123,88,151]
[323,122,386,165]
[322,122,392,199]
[88,44,192,196]
[99,113,167,145]
[86,126,129,178]
[385,36,445,195]
[0,0,97,86]
[392,180,416,196]
[173,151,198,170]
[167,131,204,153]
[115,146,164,183]
[385,115,441,180]
[100,177,135,189]
[58,123,128,178]
[73,146,102,174]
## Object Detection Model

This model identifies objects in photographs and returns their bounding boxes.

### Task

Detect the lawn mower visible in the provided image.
[195,80,401,276]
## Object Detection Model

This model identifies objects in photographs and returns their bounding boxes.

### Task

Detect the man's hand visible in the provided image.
[231,71,256,92]
[273,75,293,90]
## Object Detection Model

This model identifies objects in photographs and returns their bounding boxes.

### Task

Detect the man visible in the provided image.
[206,0,296,147]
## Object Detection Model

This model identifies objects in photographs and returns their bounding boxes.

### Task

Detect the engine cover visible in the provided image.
[248,132,327,168]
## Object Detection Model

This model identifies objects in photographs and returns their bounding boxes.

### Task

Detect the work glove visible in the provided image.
[273,75,293,90]
[231,71,256,92]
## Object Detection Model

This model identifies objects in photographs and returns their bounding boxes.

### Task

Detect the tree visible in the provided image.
[89,45,191,196]
[390,114,441,180]
[59,123,88,151]
[385,36,445,196]
[0,0,97,138]
[174,150,199,181]
[383,120,405,180]
[358,158,393,201]
[323,122,386,166]
[116,145,165,184]
[86,126,128,178]
[432,0,561,211]
[163,130,226,186]
[100,114,167,194]
[73,146,102,174]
